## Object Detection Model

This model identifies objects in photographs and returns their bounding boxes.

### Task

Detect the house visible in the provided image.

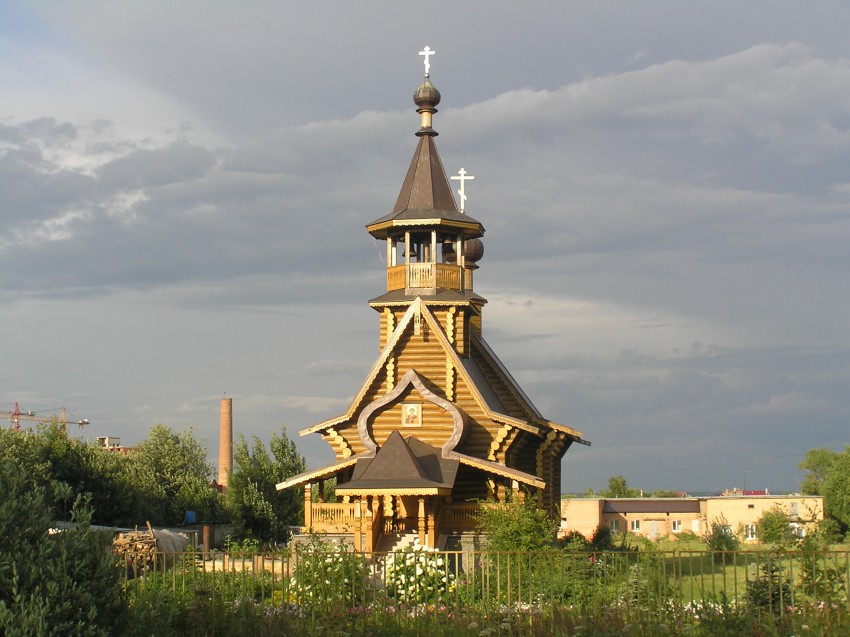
[560,495,824,542]
[277,52,586,552]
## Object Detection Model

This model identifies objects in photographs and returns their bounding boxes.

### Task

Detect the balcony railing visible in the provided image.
[386,263,464,292]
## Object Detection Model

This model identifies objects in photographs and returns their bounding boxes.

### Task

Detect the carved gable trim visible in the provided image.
[356,368,467,457]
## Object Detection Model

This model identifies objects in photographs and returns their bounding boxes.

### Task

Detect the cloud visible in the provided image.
[4,4,850,494]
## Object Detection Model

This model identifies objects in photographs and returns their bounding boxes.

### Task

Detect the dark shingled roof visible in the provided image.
[336,430,458,492]
[368,288,488,305]
[367,134,484,237]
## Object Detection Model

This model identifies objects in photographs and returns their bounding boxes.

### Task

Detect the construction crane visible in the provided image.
[2,402,90,433]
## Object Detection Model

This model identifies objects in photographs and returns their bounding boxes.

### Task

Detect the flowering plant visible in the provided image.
[288,536,366,608]
[384,540,455,604]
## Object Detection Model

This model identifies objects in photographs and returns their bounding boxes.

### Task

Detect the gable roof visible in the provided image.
[300,297,584,445]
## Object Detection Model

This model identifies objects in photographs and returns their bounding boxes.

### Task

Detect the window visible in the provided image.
[745,524,757,540]
[609,519,620,533]
[630,519,641,532]
[672,520,682,533]
[748,504,755,509]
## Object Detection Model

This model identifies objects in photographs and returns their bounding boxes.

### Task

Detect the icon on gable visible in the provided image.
[402,402,422,427]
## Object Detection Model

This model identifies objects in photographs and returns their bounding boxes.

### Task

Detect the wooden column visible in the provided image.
[304,485,312,530]
[427,498,436,548]
[417,497,426,546]
[354,497,363,552]
[364,496,374,553]
[430,230,437,263]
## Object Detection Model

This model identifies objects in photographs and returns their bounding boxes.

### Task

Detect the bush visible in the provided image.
[475,497,557,552]
[704,514,740,562]
[814,517,843,546]
[590,524,613,550]
[288,535,367,609]
[0,460,126,636]
[558,530,590,550]
[756,505,792,545]
[746,555,792,616]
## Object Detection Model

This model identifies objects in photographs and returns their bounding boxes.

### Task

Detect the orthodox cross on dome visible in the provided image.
[451,167,475,213]
[419,45,435,77]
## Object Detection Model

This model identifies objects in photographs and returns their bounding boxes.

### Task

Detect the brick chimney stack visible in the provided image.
[218,398,233,490]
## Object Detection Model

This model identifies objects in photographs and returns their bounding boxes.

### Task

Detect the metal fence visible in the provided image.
[122,547,850,623]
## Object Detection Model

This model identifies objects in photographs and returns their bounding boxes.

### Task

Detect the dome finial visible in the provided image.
[414,46,441,135]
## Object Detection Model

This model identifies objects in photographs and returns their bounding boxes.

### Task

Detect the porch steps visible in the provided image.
[376,532,418,553]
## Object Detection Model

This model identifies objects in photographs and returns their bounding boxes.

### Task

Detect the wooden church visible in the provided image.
[277,51,586,551]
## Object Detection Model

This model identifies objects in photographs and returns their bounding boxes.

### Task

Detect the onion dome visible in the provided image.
[463,238,484,263]
[414,78,441,136]
[414,78,441,110]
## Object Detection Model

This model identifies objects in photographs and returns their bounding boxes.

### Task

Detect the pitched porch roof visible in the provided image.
[335,431,458,495]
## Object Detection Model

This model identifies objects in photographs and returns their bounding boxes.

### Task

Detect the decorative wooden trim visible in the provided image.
[446,307,456,344]
[385,357,395,392]
[334,487,451,496]
[366,218,482,233]
[542,420,585,442]
[355,368,468,457]
[275,455,363,490]
[449,451,546,489]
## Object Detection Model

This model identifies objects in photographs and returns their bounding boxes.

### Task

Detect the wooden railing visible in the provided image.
[438,503,480,532]
[386,263,464,292]
[387,265,406,291]
[310,503,357,532]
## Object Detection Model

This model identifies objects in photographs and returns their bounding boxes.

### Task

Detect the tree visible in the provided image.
[650,489,681,498]
[133,424,221,525]
[756,504,791,545]
[599,475,641,499]
[822,450,850,530]
[800,446,850,530]
[226,424,306,544]
[799,448,839,496]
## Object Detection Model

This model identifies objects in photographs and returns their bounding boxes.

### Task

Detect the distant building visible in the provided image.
[95,436,136,456]
[561,495,823,542]
[721,487,769,497]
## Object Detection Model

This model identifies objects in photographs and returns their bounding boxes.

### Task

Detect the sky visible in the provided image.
[2,1,850,495]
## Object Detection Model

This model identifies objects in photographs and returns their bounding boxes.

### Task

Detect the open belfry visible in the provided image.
[278,47,586,551]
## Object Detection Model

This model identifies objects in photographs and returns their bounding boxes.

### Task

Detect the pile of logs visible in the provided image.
[113,522,158,572]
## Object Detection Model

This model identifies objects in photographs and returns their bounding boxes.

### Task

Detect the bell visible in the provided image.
[443,242,456,264]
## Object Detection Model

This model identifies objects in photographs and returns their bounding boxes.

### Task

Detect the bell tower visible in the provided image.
[366,59,486,356]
